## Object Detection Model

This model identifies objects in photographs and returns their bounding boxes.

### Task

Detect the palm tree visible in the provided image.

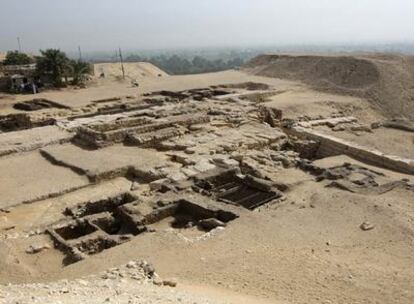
[69,60,91,85]
[36,49,70,87]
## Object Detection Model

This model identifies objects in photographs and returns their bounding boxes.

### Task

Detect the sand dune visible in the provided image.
[93,62,169,80]
[244,54,414,120]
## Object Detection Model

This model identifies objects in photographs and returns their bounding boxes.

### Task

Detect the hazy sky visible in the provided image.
[1,0,414,53]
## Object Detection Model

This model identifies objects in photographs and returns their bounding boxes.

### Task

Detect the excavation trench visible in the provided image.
[47,193,239,265]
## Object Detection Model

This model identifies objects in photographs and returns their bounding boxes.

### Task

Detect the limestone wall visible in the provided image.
[289,126,414,175]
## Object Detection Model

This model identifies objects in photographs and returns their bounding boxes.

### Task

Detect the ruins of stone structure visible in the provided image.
[1,73,413,304]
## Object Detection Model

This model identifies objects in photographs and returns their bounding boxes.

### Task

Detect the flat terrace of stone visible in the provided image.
[0,151,89,209]
[74,113,210,148]
[160,122,287,153]
[40,144,177,182]
[0,177,133,231]
[0,125,73,157]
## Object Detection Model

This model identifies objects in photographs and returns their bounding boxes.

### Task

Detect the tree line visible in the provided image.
[125,54,244,75]
[2,50,91,87]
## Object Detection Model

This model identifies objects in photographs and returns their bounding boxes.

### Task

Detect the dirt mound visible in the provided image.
[93,62,168,80]
[244,54,414,120]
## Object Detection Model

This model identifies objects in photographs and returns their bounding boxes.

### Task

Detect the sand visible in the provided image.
[244,53,414,120]
[0,55,413,304]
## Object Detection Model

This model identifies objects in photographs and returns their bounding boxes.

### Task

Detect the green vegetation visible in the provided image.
[36,49,71,87]
[125,54,244,75]
[69,60,91,85]
[35,49,91,87]
[3,51,34,65]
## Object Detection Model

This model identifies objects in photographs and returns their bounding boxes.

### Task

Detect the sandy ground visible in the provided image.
[0,151,89,208]
[244,53,414,121]
[0,57,413,304]
[1,165,413,304]
[0,69,302,111]
[93,62,169,79]
[41,144,173,179]
[264,90,382,122]
[0,125,73,156]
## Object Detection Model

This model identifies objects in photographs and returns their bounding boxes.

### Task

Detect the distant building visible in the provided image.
[0,52,7,65]
[0,63,37,92]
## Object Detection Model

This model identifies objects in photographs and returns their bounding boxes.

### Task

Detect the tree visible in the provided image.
[36,49,70,87]
[69,60,91,85]
[3,51,33,65]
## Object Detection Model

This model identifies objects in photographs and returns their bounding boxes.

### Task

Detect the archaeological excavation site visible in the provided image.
[0,53,414,304]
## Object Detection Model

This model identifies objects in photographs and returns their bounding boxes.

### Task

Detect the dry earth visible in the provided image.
[0,56,413,304]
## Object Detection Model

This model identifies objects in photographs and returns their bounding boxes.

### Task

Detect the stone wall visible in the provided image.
[288,126,414,175]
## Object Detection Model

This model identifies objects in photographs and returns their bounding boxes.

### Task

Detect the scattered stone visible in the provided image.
[149,178,171,191]
[163,278,178,287]
[184,147,196,154]
[25,244,51,254]
[126,261,137,269]
[198,218,226,230]
[332,125,346,132]
[153,277,163,286]
[140,261,155,277]
[360,221,375,231]
[130,182,140,191]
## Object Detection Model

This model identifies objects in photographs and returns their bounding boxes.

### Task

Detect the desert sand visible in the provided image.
[0,55,413,304]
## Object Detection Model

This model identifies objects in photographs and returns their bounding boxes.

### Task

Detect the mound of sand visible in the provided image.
[93,62,168,80]
[244,54,414,120]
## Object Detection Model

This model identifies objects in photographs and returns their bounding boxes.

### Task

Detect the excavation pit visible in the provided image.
[54,221,98,241]
[66,192,138,218]
[145,199,237,232]
[91,212,138,236]
[13,99,68,111]
[74,237,119,255]
[48,192,239,264]
[217,184,280,210]
[194,169,283,210]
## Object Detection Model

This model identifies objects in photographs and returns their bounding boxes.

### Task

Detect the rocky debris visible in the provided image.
[0,113,32,133]
[332,125,346,132]
[0,260,227,304]
[243,175,274,192]
[382,118,414,132]
[289,138,320,159]
[100,260,155,281]
[371,121,382,129]
[162,278,178,287]
[140,260,156,278]
[360,221,375,231]
[0,208,10,214]
[13,99,67,112]
[198,218,226,230]
[215,82,270,91]
[350,124,372,133]
[258,106,282,127]
[2,225,15,231]
[149,178,171,192]
[239,149,300,179]
[25,244,51,254]
[130,182,140,191]
[297,116,357,129]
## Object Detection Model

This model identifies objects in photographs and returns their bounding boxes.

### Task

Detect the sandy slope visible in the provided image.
[93,62,169,79]
[244,53,414,120]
